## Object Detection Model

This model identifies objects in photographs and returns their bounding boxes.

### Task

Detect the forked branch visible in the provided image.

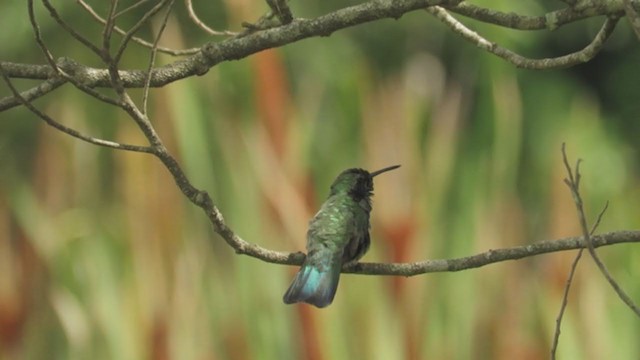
[560,144,640,316]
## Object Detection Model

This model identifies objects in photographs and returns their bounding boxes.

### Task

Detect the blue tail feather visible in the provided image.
[283,263,341,308]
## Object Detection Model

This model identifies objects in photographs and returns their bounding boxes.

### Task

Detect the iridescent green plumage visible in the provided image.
[283,165,400,308]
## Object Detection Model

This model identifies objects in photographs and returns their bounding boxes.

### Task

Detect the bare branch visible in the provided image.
[113,0,172,65]
[29,0,59,70]
[427,7,620,69]
[551,248,583,360]
[0,77,66,112]
[623,0,640,39]
[343,231,640,276]
[448,2,613,31]
[141,1,175,114]
[102,0,119,56]
[77,0,200,56]
[114,0,152,19]
[185,0,237,36]
[561,144,640,317]
[102,0,128,96]
[0,62,151,153]
[0,58,177,97]
[0,61,55,80]
[590,201,610,234]
[5,0,630,95]
[550,201,610,359]
[41,0,103,57]
[16,0,466,90]
[28,1,123,107]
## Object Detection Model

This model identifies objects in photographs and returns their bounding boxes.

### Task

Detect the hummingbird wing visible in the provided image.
[342,197,372,263]
[343,230,370,263]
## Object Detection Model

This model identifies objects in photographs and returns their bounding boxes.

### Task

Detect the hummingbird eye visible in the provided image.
[360,177,374,193]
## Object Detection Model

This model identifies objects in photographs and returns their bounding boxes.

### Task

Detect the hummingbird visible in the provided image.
[283,164,401,308]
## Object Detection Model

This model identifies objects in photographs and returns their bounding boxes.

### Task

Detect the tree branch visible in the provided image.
[343,230,640,276]
[427,7,620,69]
[448,1,620,31]
[623,0,640,39]
[2,0,631,95]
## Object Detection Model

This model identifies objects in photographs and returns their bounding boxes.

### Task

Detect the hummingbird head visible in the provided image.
[329,165,400,200]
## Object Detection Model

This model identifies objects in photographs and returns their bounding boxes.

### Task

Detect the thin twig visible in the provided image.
[142,0,175,113]
[102,0,129,97]
[185,0,237,36]
[561,144,640,317]
[77,0,200,56]
[427,6,620,69]
[114,0,151,19]
[550,201,609,359]
[114,0,172,65]
[0,78,66,111]
[29,0,59,70]
[30,1,122,106]
[590,201,610,234]
[103,0,119,56]
[623,0,640,40]
[41,0,103,57]
[0,62,152,153]
[98,23,164,151]
[550,248,583,360]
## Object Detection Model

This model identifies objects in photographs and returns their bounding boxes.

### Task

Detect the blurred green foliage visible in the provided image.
[1,1,639,359]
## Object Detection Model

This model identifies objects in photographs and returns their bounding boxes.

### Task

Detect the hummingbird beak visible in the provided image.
[370,164,401,177]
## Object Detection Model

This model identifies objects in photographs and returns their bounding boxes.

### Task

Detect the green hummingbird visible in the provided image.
[283,164,401,308]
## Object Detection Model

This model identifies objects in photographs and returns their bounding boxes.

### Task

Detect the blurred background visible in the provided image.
[1,0,639,359]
